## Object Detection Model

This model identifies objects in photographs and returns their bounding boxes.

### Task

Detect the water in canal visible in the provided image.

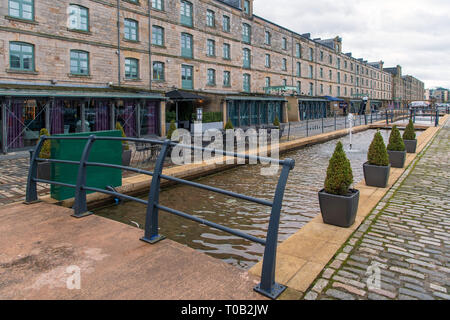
[94,129,421,270]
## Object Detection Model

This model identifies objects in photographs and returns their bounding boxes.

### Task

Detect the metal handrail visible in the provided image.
[25,134,295,299]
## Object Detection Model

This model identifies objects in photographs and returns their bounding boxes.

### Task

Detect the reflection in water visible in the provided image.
[95,129,420,270]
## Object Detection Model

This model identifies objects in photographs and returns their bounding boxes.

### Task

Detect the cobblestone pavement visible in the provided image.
[0,156,50,206]
[303,120,450,300]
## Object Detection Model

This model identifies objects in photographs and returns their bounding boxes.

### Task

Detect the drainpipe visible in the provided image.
[148,0,152,91]
[117,0,121,86]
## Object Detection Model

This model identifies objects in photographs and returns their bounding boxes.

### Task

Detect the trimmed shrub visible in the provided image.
[115,122,129,150]
[324,141,354,196]
[167,120,177,139]
[273,116,280,127]
[224,120,234,130]
[38,128,51,159]
[403,119,416,141]
[387,125,405,151]
[368,130,389,166]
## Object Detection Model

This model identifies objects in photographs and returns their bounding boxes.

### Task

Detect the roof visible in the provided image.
[165,90,208,101]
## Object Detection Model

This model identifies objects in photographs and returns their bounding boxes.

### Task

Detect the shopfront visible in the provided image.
[226,97,286,128]
[298,98,329,120]
[0,89,165,154]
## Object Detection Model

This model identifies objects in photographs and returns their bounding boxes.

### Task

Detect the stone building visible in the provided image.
[0,0,420,153]
[383,65,424,107]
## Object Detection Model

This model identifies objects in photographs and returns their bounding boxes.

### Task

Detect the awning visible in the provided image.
[0,88,166,100]
[298,98,328,102]
[225,96,287,102]
[324,96,345,102]
[166,90,207,101]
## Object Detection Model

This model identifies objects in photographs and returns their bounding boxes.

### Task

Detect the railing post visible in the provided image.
[334,112,337,131]
[435,109,439,127]
[25,136,47,204]
[385,110,388,125]
[321,116,324,133]
[254,159,295,300]
[141,139,171,244]
[306,118,309,137]
[72,135,96,218]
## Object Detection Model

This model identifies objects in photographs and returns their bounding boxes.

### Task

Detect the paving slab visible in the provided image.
[0,202,264,300]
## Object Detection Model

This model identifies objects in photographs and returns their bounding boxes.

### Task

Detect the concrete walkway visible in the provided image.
[303,119,449,300]
[0,202,264,300]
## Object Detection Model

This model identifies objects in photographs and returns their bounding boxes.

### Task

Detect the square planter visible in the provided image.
[404,139,417,153]
[318,189,360,228]
[387,150,406,168]
[363,162,390,188]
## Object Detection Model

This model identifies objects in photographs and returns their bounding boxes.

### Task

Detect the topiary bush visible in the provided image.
[38,128,51,159]
[368,130,389,166]
[115,122,129,150]
[387,125,405,151]
[403,119,416,141]
[273,116,280,127]
[324,141,354,196]
[167,120,177,139]
[224,119,234,130]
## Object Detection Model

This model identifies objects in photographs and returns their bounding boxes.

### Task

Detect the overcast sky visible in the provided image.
[253,0,450,89]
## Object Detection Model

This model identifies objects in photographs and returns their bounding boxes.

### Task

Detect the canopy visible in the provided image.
[324,96,345,102]
[410,101,430,107]
[166,90,207,101]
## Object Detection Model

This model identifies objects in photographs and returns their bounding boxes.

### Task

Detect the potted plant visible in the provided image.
[167,120,177,140]
[363,130,390,188]
[387,125,406,168]
[116,122,132,167]
[403,120,417,153]
[36,128,52,181]
[318,141,359,228]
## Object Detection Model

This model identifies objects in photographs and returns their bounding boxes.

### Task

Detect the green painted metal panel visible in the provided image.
[50,130,123,201]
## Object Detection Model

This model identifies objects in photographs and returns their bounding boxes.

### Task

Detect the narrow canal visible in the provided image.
[95,129,421,269]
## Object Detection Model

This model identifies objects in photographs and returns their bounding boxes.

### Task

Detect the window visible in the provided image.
[152,61,165,80]
[329,85,332,94]
[296,81,301,94]
[223,71,231,87]
[152,26,164,46]
[265,77,271,88]
[282,58,287,71]
[344,74,347,83]
[68,5,89,31]
[296,43,301,58]
[296,62,301,77]
[329,70,332,80]
[206,10,215,27]
[9,42,34,71]
[151,0,164,10]
[9,0,34,20]
[222,15,230,32]
[242,23,251,44]
[207,69,216,86]
[337,86,341,96]
[265,31,271,45]
[320,84,323,94]
[309,83,313,96]
[344,60,348,69]
[337,58,341,69]
[320,67,323,78]
[329,55,333,64]
[206,39,215,57]
[265,54,270,68]
[181,33,193,58]
[282,38,287,50]
[337,72,341,84]
[309,65,313,78]
[243,73,251,92]
[125,58,139,79]
[180,0,193,27]
[124,19,138,41]
[181,65,193,89]
[243,0,250,14]
[282,79,287,87]
[309,48,313,61]
[223,43,230,60]
[243,48,251,69]
[70,50,89,75]
[320,51,324,61]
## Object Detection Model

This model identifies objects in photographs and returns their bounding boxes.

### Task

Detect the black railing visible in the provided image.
[26,135,295,300]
